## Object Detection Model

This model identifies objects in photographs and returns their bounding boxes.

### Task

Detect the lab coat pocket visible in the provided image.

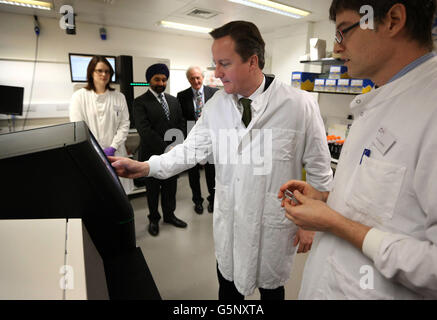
[213,181,233,265]
[271,128,297,161]
[258,193,297,285]
[345,156,406,221]
[113,105,123,117]
[262,192,296,229]
[215,181,231,213]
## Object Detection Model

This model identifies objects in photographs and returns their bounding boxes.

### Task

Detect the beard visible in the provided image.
[151,85,166,94]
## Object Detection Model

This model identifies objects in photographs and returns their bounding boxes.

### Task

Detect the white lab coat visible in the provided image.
[148,77,332,295]
[299,56,437,299]
[69,88,134,194]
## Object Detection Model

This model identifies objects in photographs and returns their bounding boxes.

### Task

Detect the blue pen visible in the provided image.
[360,148,371,165]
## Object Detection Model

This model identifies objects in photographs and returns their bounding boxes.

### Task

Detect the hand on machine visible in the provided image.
[108,156,150,179]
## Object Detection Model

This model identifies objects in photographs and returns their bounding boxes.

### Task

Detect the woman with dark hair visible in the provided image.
[69,55,133,194]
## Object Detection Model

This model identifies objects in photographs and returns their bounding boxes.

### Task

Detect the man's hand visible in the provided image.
[108,156,150,179]
[284,190,371,251]
[284,190,338,232]
[293,228,315,254]
[278,180,328,208]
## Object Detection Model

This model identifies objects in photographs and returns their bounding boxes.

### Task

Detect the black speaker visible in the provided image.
[116,55,134,128]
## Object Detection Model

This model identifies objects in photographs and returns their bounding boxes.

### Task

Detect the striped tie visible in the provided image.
[159,93,170,120]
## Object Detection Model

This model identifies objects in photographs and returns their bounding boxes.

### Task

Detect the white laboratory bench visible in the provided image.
[0,219,108,300]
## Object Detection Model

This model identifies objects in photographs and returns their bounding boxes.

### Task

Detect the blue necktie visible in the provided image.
[159,93,170,120]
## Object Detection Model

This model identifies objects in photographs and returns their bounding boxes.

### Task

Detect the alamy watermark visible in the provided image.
[59,5,75,30]
[59,265,74,290]
[163,123,273,176]
[360,5,375,30]
[359,265,375,290]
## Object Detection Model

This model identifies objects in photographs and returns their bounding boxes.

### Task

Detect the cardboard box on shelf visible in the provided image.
[350,79,374,94]
[325,79,337,92]
[310,38,326,61]
[314,78,326,92]
[336,79,351,93]
[291,72,319,91]
[329,65,349,79]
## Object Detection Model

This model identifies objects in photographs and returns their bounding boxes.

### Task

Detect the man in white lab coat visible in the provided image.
[280,0,437,299]
[110,21,332,299]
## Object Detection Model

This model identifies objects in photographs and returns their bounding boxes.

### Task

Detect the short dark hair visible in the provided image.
[329,0,436,50]
[85,56,115,91]
[210,21,265,69]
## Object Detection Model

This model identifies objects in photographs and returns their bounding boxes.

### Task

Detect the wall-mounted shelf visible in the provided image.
[308,90,358,96]
[299,59,366,96]
[300,58,345,66]
[300,58,345,75]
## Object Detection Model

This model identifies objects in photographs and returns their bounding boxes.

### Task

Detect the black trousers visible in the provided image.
[144,176,177,222]
[217,264,285,300]
[187,163,215,205]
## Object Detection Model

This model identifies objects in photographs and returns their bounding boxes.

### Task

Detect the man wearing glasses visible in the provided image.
[280,0,437,299]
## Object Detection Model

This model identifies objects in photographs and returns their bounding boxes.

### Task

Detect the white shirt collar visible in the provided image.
[235,76,265,115]
[149,88,165,101]
[236,75,265,102]
[191,85,204,96]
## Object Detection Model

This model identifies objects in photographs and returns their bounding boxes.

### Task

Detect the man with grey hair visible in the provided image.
[177,66,219,214]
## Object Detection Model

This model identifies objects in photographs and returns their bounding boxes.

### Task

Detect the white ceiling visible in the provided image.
[0,0,332,38]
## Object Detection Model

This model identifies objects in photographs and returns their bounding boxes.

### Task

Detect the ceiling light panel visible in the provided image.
[158,21,213,34]
[228,0,310,19]
[0,0,52,10]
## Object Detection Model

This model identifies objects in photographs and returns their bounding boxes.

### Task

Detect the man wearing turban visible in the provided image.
[133,63,187,236]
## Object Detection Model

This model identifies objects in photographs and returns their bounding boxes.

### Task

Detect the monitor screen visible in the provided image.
[69,53,116,83]
[0,85,24,116]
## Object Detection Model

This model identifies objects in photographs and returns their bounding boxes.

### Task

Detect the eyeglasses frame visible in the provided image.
[94,69,111,75]
[335,21,361,44]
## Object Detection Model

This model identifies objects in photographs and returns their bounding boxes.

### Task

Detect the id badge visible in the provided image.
[374,127,396,155]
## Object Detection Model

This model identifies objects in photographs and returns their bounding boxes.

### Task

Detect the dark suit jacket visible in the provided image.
[134,90,186,162]
[177,85,219,137]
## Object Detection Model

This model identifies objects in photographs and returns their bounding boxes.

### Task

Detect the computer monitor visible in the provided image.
[69,53,116,83]
[0,85,24,116]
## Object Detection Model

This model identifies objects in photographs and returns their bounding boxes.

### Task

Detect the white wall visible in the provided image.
[264,20,337,83]
[0,11,347,133]
[263,19,353,136]
[0,12,214,67]
[0,11,213,130]
[313,19,336,54]
[264,23,312,84]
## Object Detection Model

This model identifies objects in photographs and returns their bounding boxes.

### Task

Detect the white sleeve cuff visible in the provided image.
[362,228,390,262]
[147,155,161,178]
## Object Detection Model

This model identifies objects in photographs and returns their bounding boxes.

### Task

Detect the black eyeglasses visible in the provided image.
[94,69,111,75]
[335,21,360,44]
